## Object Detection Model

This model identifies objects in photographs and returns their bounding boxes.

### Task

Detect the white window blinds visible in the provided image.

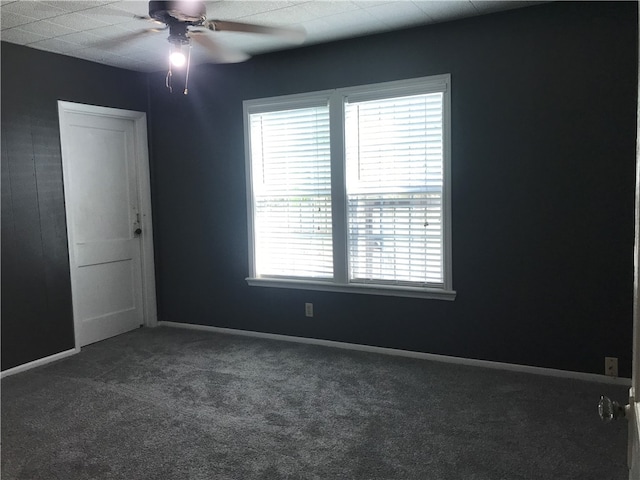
[249,105,333,278]
[345,92,444,286]
[245,75,453,299]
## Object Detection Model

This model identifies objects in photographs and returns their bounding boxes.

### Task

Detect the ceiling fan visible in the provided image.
[120,1,306,93]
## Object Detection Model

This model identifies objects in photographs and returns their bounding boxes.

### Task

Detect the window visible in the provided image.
[244,75,454,300]
[248,104,332,278]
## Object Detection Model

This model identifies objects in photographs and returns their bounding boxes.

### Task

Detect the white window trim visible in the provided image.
[243,75,455,301]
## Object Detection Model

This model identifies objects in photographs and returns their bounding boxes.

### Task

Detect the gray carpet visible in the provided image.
[1,326,630,479]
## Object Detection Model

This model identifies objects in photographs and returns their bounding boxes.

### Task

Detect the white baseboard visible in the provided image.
[0,347,80,379]
[158,321,631,386]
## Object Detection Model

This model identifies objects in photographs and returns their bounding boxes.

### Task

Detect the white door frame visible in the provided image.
[58,101,157,350]
[629,4,640,477]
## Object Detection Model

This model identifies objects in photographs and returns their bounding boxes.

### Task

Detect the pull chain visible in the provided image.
[165,60,173,93]
[183,44,192,95]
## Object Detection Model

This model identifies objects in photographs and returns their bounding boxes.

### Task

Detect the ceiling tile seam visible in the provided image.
[409,1,436,23]
[6,1,124,27]
[3,21,146,46]
[2,29,49,46]
[0,11,40,29]
[468,1,482,15]
[39,0,122,16]
[2,23,81,43]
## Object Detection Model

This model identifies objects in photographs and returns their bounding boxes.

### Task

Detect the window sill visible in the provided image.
[246,277,456,301]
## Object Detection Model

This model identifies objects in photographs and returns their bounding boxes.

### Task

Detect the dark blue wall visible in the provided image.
[147,1,638,376]
[2,2,637,377]
[1,43,149,370]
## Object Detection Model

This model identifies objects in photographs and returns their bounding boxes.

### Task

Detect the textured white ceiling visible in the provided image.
[1,1,546,72]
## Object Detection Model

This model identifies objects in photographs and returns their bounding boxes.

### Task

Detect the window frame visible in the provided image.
[243,75,455,301]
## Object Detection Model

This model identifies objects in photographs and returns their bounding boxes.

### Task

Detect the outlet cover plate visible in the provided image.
[605,357,618,377]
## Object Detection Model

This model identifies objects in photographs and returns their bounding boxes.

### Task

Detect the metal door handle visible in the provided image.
[134,228,142,235]
[598,395,627,422]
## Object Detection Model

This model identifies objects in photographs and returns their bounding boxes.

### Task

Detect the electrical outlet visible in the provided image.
[305,303,314,317]
[605,357,618,377]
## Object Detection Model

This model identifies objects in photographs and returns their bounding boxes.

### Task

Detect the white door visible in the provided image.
[58,102,157,347]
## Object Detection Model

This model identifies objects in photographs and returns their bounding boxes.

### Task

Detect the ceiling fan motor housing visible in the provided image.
[149,1,206,25]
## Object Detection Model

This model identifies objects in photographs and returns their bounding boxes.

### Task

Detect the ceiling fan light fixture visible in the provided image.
[166,41,192,95]
[140,0,307,93]
[169,46,186,67]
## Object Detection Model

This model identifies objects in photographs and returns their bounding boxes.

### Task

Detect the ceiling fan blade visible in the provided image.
[190,32,251,63]
[203,20,306,44]
[90,29,162,49]
[133,15,168,27]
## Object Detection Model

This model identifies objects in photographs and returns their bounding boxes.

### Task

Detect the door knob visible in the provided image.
[134,228,142,235]
[598,395,627,422]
